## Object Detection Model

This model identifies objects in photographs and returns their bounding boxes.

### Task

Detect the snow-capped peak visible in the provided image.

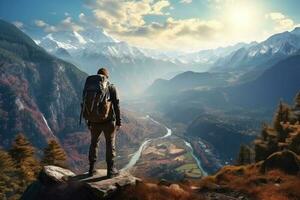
[73,31,87,45]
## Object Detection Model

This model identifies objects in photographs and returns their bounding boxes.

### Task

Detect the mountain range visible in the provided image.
[34,25,300,94]
[211,27,300,82]
[35,30,183,96]
[140,28,300,167]
[34,27,256,97]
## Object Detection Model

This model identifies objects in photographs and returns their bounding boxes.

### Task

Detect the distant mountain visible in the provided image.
[152,55,293,122]
[55,47,71,59]
[213,27,300,74]
[38,28,116,53]
[142,53,300,165]
[36,30,185,96]
[35,28,259,96]
[225,54,300,108]
[157,54,300,112]
[145,71,230,96]
[178,42,256,65]
[0,20,165,170]
[35,26,300,97]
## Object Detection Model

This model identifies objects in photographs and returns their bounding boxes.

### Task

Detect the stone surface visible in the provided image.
[39,165,76,184]
[21,166,140,200]
[71,169,140,199]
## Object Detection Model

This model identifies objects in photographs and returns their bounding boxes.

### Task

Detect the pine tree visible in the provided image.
[9,134,40,183]
[0,149,17,199]
[273,101,291,131]
[237,144,252,165]
[294,91,300,109]
[42,139,67,168]
[261,123,269,140]
[0,149,15,174]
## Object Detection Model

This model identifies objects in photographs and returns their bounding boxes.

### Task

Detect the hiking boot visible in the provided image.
[107,167,119,178]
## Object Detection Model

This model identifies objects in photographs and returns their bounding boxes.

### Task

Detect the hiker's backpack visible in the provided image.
[81,74,112,123]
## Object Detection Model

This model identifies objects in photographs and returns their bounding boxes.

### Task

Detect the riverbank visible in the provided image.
[123,116,209,179]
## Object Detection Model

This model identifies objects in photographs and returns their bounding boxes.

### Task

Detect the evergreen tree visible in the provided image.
[288,132,300,154]
[294,91,300,109]
[0,149,15,174]
[237,144,252,165]
[9,134,40,184]
[261,123,269,140]
[42,139,67,168]
[273,101,290,141]
[0,149,18,199]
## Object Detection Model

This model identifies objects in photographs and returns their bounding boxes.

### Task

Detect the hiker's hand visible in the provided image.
[116,125,121,131]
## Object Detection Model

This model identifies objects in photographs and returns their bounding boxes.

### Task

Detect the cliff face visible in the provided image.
[0,19,86,148]
[21,165,140,200]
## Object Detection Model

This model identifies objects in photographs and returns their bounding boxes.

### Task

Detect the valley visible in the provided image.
[121,115,222,180]
[1,1,300,199]
[2,17,298,177]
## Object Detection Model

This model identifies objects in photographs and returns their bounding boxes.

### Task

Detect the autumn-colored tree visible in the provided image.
[42,139,67,168]
[0,149,19,199]
[9,134,40,184]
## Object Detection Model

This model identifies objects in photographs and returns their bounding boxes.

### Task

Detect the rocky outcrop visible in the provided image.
[260,150,300,174]
[21,165,140,200]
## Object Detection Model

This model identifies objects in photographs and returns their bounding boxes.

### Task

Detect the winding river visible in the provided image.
[122,116,208,176]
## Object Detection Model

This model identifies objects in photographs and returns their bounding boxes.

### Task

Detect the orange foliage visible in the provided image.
[111,181,205,200]
[198,164,300,200]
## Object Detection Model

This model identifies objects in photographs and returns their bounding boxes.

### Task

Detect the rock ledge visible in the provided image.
[21,165,140,200]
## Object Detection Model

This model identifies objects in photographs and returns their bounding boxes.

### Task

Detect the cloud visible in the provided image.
[79,13,87,22]
[32,0,300,51]
[91,0,171,32]
[13,21,24,29]
[266,12,296,32]
[108,17,223,50]
[84,0,226,50]
[180,0,192,4]
[152,0,170,14]
[34,20,58,32]
[61,17,84,32]
[266,12,285,20]
[35,20,47,27]
[34,17,84,33]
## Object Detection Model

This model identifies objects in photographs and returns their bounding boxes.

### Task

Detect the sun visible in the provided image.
[229,8,253,27]
[225,3,258,30]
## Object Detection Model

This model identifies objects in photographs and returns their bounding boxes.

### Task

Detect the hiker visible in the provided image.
[81,67,121,177]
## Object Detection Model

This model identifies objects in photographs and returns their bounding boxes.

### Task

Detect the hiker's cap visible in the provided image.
[97,68,109,78]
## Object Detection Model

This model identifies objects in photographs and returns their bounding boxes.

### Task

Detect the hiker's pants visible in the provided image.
[88,121,116,166]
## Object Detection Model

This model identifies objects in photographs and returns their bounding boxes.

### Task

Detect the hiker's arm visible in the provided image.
[110,85,121,126]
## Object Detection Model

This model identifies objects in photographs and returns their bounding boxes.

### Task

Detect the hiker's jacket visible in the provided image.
[108,84,121,126]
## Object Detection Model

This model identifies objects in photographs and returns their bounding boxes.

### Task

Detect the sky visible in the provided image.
[1,0,300,52]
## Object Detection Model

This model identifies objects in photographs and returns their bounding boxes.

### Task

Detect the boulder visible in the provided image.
[260,150,300,174]
[21,166,140,200]
[75,169,140,199]
[39,165,76,185]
